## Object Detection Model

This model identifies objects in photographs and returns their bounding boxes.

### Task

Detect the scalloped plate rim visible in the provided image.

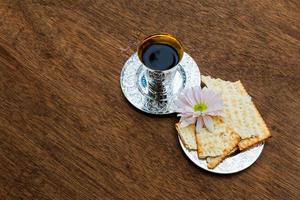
[178,136,265,174]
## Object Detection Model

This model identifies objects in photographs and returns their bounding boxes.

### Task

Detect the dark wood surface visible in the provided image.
[0,1,299,199]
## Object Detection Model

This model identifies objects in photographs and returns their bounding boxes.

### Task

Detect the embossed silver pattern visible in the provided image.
[120,52,201,114]
[179,137,265,174]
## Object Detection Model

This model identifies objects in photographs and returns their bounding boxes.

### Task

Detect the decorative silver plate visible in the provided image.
[120,52,201,114]
[179,137,264,174]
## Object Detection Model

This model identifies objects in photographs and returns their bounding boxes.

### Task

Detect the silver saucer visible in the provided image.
[179,137,264,174]
[120,52,201,114]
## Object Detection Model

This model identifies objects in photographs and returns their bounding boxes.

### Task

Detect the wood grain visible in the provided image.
[0,0,299,199]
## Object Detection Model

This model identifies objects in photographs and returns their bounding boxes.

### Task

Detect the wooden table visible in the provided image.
[0,1,299,199]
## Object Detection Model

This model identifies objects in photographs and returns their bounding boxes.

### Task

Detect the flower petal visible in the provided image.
[199,88,223,113]
[203,115,214,132]
[180,116,196,127]
[207,94,223,110]
[177,112,194,118]
[174,94,195,113]
[175,86,224,128]
[196,117,204,133]
[184,88,197,106]
[207,110,224,117]
[192,86,202,103]
[177,93,191,107]
[174,99,188,113]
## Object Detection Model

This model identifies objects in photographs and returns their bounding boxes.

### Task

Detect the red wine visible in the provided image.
[142,43,179,70]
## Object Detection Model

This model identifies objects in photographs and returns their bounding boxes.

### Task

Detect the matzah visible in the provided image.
[206,147,238,169]
[202,75,271,150]
[195,120,240,158]
[175,123,197,151]
[202,76,248,97]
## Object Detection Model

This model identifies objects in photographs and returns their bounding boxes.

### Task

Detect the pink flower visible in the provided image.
[175,86,223,132]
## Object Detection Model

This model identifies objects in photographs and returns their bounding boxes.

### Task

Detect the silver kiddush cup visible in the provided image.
[120,33,201,115]
[137,33,184,102]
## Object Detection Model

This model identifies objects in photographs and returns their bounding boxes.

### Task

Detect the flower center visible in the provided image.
[193,102,208,112]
